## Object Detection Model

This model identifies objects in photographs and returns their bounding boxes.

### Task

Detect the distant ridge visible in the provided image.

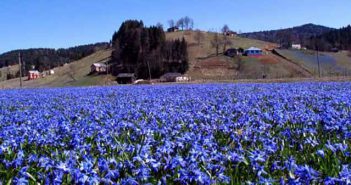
[240,23,335,47]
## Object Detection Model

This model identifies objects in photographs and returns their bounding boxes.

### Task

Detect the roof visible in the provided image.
[92,63,107,67]
[28,70,40,73]
[117,73,135,78]
[245,47,262,51]
[161,73,182,78]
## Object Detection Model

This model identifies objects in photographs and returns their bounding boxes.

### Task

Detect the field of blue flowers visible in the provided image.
[1,82,351,184]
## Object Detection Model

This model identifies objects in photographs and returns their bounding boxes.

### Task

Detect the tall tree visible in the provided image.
[211,33,222,56]
[221,24,230,35]
[177,18,185,30]
[168,19,175,28]
[194,30,205,46]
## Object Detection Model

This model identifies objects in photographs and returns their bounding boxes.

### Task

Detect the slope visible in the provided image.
[0,49,114,89]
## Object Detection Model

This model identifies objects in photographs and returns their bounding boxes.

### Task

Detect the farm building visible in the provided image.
[160,73,183,82]
[117,73,136,84]
[224,31,237,37]
[224,48,239,57]
[91,63,107,73]
[167,27,179,32]
[292,44,302,50]
[28,70,40,80]
[244,47,263,56]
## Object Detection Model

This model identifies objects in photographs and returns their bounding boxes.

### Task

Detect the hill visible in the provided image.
[240,24,335,47]
[310,25,351,51]
[0,49,114,89]
[0,42,109,81]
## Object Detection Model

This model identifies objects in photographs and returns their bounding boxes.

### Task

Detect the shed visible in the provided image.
[224,31,237,37]
[28,70,40,80]
[117,73,136,84]
[244,47,263,56]
[167,27,179,32]
[91,63,107,73]
[224,48,238,57]
[292,44,302,50]
[160,73,182,82]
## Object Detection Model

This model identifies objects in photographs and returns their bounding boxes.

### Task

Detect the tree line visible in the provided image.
[308,25,351,51]
[0,43,109,79]
[111,20,188,79]
[168,16,194,30]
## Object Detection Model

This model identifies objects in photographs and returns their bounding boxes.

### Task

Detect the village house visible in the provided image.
[167,26,179,32]
[91,63,107,73]
[244,47,263,57]
[224,30,237,37]
[160,73,183,82]
[28,70,40,80]
[116,73,136,84]
[292,44,302,50]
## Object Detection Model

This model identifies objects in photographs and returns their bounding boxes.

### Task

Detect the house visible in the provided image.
[117,73,136,84]
[244,47,263,56]
[331,48,339,53]
[167,27,179,32]
[292,44,302,50]
[28,70,40,80]
[91,63,107,73]
[224,31,237,37]
[224,48,238,57]
[160,73,182,82]
[176,76,191,82]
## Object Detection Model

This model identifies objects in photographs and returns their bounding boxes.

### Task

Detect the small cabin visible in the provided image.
[91,63,107,73]
[28,70,40,80]
[224,31,237,37]
[224,48,238,57]
[292,44,302,50]
[117,73,136,84]
[244,47,263,57]
[160,73,182,82]
[167,27,179,32]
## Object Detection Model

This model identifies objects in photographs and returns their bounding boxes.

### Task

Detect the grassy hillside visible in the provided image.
[275,49,351,76]
[167,31,312,80]
[0,49,114,89]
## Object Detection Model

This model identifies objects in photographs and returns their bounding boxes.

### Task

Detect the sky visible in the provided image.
[1,0,350,54]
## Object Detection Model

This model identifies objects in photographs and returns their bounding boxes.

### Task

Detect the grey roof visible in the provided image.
[92,63,107,67]
[161,73,182,78]
[117,73,135,78]
[245,47,262,51]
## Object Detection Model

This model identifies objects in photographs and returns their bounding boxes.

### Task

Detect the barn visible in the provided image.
[28,70,40,80]
[160,73,182,82]
[91,63,107,73]
[117,73,136,84]
[244,47,263,56]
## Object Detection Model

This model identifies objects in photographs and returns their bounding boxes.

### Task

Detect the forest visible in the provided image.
[111,20,188,79]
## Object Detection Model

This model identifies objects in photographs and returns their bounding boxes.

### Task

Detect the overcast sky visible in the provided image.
[1,0,350,54]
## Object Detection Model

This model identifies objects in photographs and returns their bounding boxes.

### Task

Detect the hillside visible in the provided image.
[4,30,348,89]
[167,31,312,80]
[240,24,334,47]
[0,49,114,89]
[0,42,109,80]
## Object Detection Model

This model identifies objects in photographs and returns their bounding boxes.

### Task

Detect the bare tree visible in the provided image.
[211,33,222,56]
[222,35,232,53]
[156,22,164,30]
[177,18,185,30]
[168,19,175,28]
[221,24,230,35]
[184,16,190,30]
[194,29,205,46]
[189,19,194,30]
[221,25,232,52]
[68,64,77,81]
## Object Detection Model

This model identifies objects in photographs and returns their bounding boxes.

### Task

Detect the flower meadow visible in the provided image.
[1,83,351,185]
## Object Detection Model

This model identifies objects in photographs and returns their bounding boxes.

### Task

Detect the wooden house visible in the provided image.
[117,73,136,84]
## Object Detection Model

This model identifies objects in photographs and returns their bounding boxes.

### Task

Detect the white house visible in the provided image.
[292,44,302,50]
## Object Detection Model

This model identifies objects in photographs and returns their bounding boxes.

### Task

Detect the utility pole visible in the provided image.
[316,46,321,78]
[147,60,152,81]
[18,52,23,88]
